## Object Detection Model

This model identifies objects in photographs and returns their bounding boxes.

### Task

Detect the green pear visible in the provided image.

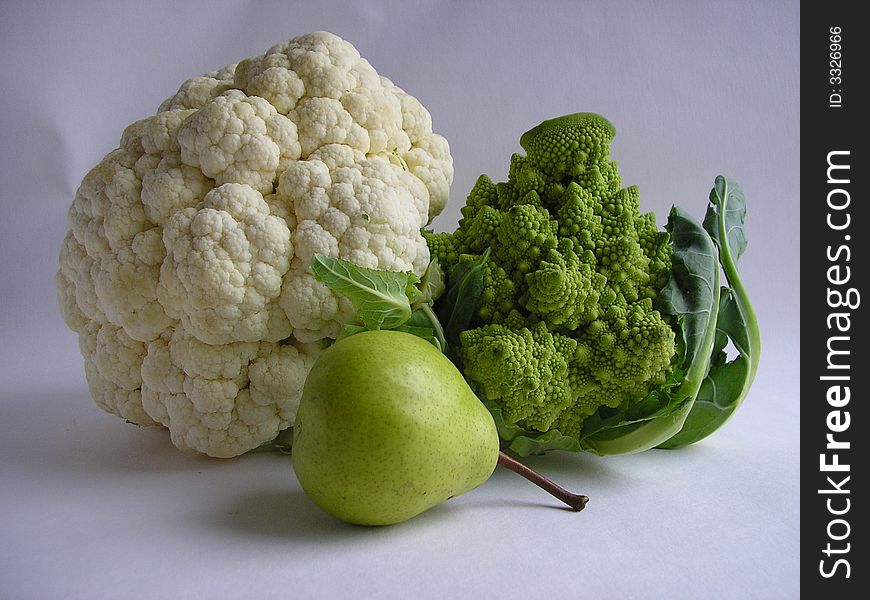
[291,330,500,526]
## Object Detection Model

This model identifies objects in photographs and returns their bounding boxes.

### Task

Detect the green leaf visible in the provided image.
[659,177,760,448]
[656,206,721,369]
[310,254,418,330]
[336,324,368,341]
[485,401,530,441]
[508,430,582,456]
[581,206,721,455]
[579,363,686,442]
[661,359,750,447]
[413,258,446,307]
[392,324,441,350]
[659,293,749,447]
[714,285,751,356]
[436,249,490,350]
[404,280,422,306]
[405,306,447,352]
[704,176,748,261]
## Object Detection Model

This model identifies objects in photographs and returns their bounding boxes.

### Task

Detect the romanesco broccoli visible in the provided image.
[459,315,577,432]
[429,112,676,441]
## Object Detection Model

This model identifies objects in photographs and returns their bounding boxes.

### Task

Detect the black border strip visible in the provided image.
[802,1,866,593]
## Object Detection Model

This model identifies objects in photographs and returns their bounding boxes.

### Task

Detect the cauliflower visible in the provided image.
[57,31,454,458]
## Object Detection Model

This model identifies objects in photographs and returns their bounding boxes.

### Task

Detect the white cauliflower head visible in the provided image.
[57,31,453,457]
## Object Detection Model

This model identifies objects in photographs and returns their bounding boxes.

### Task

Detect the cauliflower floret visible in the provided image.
[269,31,376,100]
[141,151,214,226]
[403,133,453,220]
[177,90,301,194]
[340,85,409,154]
[277,263,355,342]
[141,329,319,457]
[122,109,195,156]
[65,135,176,343]
[275,154,430,341]
[157,65,236,112]
[57,31,453,457]
[159,183,294,345]
[290,96,370,157]
[79,321,157,426]
[248,341,319,424]
[235,57,306,115]
[57,232,104,328]
[382,77,453,219]
[94,229,174,342]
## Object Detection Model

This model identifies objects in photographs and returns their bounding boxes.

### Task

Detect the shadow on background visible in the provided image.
[2,385,716,543]
[0,386,235,475]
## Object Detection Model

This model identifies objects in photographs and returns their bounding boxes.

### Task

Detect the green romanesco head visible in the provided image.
[635,212,673,295]
[556,182,602,254]
[555,298,676,438]
[422,230,460,272]
[463,205,502,255]
[522,242,605,331]
[476,258,518,323]
[426,113,676,441]
[519,113,616,180]
[460,318,578,432]
[493,203,558,276]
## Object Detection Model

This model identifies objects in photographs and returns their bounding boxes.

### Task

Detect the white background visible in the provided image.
[1,1,799,598]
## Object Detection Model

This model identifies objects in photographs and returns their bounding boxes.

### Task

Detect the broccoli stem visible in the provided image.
[712,181,761,407]
[418,303,447,352]
[497,451,588,511]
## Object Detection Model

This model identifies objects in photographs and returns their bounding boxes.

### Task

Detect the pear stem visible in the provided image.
[497,451,588,511]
